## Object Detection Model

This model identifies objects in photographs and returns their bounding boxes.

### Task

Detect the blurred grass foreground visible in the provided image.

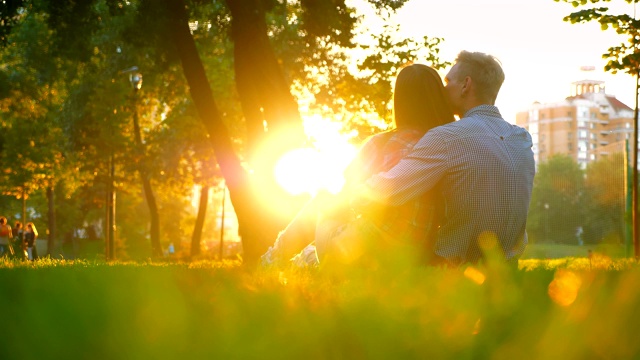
[2,255,640,360]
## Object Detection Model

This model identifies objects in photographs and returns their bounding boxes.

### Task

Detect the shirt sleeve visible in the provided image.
[360,129,450,206]
[343,135,382,189]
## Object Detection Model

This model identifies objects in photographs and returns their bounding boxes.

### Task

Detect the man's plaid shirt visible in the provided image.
[363,106,535,265]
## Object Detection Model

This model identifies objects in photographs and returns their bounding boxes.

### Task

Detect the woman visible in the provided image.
[261,64,454,267]
[24,222,38,261]
[0,217,13,257]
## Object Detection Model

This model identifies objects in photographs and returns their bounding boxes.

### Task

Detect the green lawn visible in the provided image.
[1,255,639,359]
[521,243,626,259]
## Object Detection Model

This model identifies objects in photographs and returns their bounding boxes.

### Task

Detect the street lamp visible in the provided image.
[122,70,143,259]
[130,72,142,91]
[107,66,142,261]
[544,203,550,242]
[107,132,116,261]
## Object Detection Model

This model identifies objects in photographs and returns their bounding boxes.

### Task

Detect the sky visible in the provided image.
[368,0,638,123]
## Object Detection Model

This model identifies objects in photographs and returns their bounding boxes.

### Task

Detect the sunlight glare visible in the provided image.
[548,269,582,307]
[464,266,486,285]
[275,115,358,196]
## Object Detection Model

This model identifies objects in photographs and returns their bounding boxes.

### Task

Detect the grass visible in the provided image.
[1,253,639,359]
[521,243,626,259]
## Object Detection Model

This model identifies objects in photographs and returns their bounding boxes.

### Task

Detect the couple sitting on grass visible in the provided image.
[261,50,535,269]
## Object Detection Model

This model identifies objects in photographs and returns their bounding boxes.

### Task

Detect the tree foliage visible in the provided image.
[527,153,627,245]
[0,0,451,262]
[555,0,640,74]
[528,154,585,244]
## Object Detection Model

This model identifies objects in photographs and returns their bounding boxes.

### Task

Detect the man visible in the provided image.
[357,51,535,265]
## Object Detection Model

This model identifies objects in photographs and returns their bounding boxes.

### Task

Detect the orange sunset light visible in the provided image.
[274,114,359,196]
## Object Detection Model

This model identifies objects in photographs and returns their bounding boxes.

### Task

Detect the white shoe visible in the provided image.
[291,244,319,268]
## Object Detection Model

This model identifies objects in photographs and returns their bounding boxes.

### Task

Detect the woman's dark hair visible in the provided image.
[0,217,5,225]
[393,64,455,131]
[26,222,38,237]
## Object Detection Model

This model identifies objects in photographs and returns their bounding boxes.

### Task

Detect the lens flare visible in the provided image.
[274,148,324,195]
[548,269,582,307]
[274,116,358,196]
[464,266,486,285]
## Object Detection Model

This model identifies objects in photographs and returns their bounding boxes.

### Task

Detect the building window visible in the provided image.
[568,143,573,151]
[568,132,572,140]
[578,141,588,151]
[578,106,589,118]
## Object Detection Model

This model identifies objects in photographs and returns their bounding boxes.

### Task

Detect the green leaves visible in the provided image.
[558,1,639,76]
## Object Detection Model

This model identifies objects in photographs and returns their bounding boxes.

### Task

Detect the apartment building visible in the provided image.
[515,79,634,167]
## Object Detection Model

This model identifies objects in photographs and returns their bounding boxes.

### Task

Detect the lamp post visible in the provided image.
[107,134,116,261]
[109,66,142,261]
[127,70,143,257]
[130,72,142,92]
[544,203,550,242]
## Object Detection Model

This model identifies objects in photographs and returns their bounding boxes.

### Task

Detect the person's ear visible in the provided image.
[461,76,472,96]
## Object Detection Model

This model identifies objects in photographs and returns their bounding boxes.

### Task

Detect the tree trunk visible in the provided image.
[164,0,282,265]
[190,184,209,257]
[132,91,162,258]
[142,176,161,257]
[46,185,55,257]
[225,0,308,244]
[225,0,304,163]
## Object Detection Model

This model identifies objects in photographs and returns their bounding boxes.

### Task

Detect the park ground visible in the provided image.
[0,244,639,359]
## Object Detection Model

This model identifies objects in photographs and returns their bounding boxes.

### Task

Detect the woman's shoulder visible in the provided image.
[372,128,421,141]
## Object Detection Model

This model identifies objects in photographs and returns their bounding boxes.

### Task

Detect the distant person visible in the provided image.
[356,51,536,265]
[12,221,26,260]
[575,226,584,246]
[0,217,13,257]
[24,222,38,261]
[261,64,455,267]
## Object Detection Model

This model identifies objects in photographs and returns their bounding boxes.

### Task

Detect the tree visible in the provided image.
[584,153,626,244]
[555,0,640,253]
[0,0,25,46]
[154,0,450,264]
[1,0,450,264]
[0,5,78,256]
[528,154,585,244]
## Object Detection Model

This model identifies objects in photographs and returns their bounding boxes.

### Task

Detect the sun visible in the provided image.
[274,115,358,196]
